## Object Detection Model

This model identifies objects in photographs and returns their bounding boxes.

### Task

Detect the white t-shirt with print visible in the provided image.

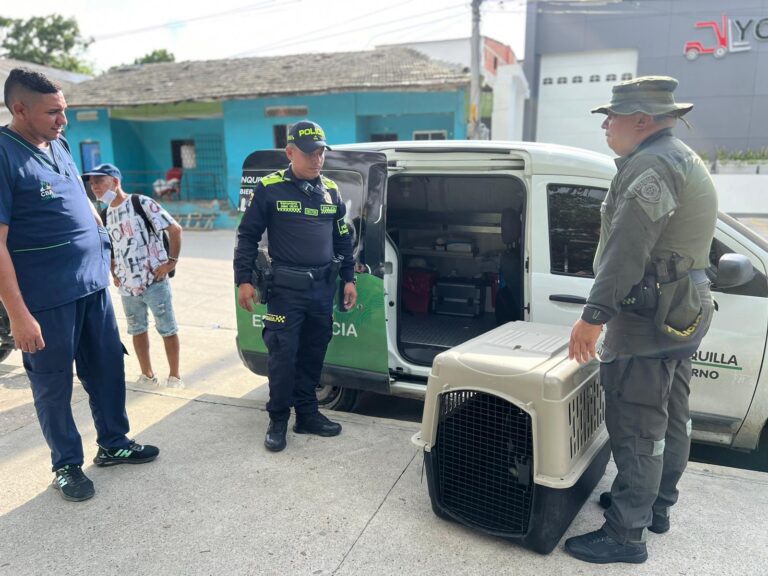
[104,195,177,296]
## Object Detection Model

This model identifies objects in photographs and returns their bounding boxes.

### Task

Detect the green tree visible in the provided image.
[0,14,92,73]
[133,49,175,65]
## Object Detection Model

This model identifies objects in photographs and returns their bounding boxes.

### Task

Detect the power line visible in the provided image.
[365,11,470,49]
[91,0,294,42]
[232,2,469,57]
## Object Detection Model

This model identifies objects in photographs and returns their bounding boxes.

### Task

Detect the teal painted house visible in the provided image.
[64,48,469,226]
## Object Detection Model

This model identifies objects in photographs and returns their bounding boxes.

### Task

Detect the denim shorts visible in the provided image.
[121,280,178,337]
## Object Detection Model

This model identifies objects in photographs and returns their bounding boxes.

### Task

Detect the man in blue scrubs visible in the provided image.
[0,68,159,502]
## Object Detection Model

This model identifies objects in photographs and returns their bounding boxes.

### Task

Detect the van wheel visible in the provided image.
[756,426,768,471]
[316,384,360,412]
[0,348,11,363]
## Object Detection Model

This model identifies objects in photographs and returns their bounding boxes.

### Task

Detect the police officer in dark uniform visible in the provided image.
[565,77,717,564]
[234,121,357,452]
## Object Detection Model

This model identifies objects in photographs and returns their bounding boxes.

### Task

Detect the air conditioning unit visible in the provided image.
[412,321,610,554]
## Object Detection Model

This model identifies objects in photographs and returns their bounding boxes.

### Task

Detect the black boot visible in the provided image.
[264,419,288,452]
[564,528,648,564]
[599,492,671,534]
[293,412,342,437]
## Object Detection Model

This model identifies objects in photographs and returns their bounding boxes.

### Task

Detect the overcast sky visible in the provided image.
[2,0,528,73]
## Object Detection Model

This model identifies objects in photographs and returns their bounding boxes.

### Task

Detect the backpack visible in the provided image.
[101,195,175,278]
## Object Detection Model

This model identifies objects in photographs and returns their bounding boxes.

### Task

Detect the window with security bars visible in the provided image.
[413,130,447,140]
[171,139,196,169]
[434,390,534,535]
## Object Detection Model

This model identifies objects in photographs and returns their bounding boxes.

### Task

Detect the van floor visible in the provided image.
[399,312,498,365]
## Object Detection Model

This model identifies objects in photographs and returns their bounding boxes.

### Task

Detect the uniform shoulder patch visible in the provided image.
[320,175,338,190]
[321,175,341,203]
[624,167,677,222]
[629,168,663,202]
[260,170,286,187]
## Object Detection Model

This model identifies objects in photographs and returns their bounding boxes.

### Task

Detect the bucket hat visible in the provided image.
[592,76,693,117]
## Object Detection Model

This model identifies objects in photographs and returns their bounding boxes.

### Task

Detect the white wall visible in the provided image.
[711,175,768,215]
[491,63,529,141]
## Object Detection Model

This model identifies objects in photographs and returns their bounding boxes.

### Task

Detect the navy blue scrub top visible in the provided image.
[0,127,110,312]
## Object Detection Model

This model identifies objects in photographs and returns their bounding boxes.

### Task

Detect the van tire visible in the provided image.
[0,348,11,364]
[316,384,360,412]
[757,425,768,471]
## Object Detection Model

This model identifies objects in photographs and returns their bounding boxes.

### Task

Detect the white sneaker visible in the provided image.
[136,374,159,387]
[166,376,185,389]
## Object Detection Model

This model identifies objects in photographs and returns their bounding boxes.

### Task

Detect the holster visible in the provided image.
[254,252,274,304]
[651,254,704,343]
[621,274,658,311]
[326,255,343,282]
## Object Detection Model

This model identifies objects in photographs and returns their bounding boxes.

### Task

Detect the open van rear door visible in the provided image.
[235,149,391,391]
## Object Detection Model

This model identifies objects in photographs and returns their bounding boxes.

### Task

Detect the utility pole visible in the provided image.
[469,0,484,140]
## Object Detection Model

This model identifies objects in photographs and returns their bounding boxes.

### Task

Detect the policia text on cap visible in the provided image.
[234,121,357,453]
[564,77,717,564]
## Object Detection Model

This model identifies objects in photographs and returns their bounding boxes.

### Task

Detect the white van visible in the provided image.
[235,140,768,458]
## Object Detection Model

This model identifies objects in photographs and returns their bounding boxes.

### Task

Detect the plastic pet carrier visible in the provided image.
[412,321,609,554]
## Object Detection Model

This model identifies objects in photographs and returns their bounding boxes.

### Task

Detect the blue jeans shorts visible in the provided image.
[121,280,178,337]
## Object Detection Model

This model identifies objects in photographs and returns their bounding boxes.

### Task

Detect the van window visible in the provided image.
[547,185,607,277]
[320,169,365,265]
[241,169,365,265]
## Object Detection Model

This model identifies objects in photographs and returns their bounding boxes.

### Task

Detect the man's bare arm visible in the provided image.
[0,224,45,353]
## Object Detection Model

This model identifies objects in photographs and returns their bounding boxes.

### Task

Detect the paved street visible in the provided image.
[1,229,767,576]
[736,215,768,240]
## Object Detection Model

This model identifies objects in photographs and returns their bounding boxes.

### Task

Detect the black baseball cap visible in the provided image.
[287,120,331,153]
[82,163,122,179]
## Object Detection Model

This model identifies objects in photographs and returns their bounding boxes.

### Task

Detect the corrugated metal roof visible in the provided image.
[66,47,470,108]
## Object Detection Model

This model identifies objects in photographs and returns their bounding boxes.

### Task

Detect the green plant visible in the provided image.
[716,147,768,163]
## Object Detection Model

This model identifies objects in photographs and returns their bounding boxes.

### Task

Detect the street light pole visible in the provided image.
[469,0,483,140]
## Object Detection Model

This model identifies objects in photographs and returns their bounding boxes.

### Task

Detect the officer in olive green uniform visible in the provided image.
[566,77,718,564]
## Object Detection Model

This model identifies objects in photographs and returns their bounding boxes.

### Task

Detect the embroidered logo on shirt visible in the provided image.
[304,208,319,216]
[276,200,301,213]
[323,190,333,204]
[626,167,677,222]
[337,218,349,236]
[39,182,56,200]
[320,204,337,214]
[629,169,662,203]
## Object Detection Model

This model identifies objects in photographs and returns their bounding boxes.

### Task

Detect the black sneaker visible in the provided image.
[52,464,95,502]
[564,528,648,564]
[293,412,342,437]
[93,440,159,467]
[599,491,670,534]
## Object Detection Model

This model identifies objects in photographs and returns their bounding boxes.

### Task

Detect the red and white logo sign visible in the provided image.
[684,14,768,60]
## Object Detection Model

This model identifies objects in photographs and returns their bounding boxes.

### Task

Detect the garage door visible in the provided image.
[537,50,638,154]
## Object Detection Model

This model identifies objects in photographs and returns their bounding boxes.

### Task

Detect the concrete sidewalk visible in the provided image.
[1,366,767,576]
[2,231,767,575]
